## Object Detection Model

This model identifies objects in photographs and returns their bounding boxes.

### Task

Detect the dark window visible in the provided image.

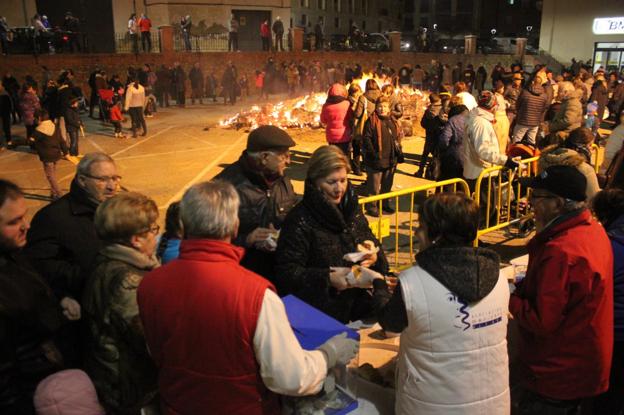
[301,14,307,25]
[362,20,366,30]
[334,17,340,28]
[457,0,473,13]
[420,0,430,13]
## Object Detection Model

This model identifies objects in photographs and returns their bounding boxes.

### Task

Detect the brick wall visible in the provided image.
[0,51,526,96]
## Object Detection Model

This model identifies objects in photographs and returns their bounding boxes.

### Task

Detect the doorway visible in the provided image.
[232,10,271,51]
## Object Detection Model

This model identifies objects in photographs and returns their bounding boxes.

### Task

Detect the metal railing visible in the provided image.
[358,178,471,273]
[173,33,228,52]
[114,32,161,53]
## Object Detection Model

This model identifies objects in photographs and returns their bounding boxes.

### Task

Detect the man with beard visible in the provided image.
[0,180,68,415]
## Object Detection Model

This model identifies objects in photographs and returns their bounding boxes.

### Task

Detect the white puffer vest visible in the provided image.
[395,265,510,415]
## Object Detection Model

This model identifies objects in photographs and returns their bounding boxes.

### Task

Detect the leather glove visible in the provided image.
[504,157,519,170]
[317,332,359,368]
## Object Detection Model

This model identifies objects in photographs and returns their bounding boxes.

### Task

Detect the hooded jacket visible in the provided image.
[275,180,389,323]
[549,89,583,134]
[538,146,599,200]
[393,246,510,415]
[438,106,467,179]
[32,120,68,163]
[516,83,549,126]
[83,244,159,413]
[354,89,381,120]
[320,84,352,144]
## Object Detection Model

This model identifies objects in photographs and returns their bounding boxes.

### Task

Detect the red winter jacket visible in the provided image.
[509,209,614,400]
[137,239,280,415]
[320,83,353,144]
[260,22,271,38]
[138,17,151,32]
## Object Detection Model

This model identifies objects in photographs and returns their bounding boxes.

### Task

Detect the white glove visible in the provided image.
[317,332,359,368]
[60,297,81,321]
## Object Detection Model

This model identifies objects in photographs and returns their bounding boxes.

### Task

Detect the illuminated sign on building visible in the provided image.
[593,17,624,35]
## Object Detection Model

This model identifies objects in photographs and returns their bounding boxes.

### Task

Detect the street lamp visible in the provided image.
[491,28,497,36]
[526,25,533,37]
[433,23,438,30]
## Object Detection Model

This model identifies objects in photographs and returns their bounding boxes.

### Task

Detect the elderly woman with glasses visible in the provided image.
[82,192,160,414]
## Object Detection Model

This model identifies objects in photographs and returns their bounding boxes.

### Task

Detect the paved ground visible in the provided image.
[0,93,529,265]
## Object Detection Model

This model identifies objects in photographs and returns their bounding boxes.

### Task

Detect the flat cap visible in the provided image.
[247,125,296,152]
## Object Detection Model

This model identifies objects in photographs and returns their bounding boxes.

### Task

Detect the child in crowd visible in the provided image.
[64,96,82,156]
[109,97,126,138]
[255,70,264,98]
[32,109,68,199]
[156,201,183,265]
[585,102,599,133]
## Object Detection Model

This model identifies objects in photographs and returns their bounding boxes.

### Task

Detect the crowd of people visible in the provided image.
[1,53,624,415]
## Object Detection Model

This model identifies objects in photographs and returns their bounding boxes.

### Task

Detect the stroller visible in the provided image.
[504,139,541,238]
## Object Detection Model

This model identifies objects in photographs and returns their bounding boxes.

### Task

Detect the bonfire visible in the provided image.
[219,74,428,137]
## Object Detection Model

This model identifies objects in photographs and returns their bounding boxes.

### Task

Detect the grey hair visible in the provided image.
[77,152,115,176]
[180,180,240,239]
[562,199,586,213]
[557,81,575,100]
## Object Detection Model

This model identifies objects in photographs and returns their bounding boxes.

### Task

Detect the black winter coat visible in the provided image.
[0,252,64,415]
[214,153,298,280]
[516,83,549,127]
[25,179,103,301]
[275,180,389,323]
[363,114,398,170]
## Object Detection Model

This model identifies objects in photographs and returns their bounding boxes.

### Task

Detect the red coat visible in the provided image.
[510,209,614,400]
[260,22,271,38]
[320,83,352,144]
[109,105,123,122]
[137,239,280,415]
[138,17,151,32]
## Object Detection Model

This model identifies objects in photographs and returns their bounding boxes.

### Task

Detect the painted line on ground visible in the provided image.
[111,126,174,158]
[57,125,175,183]
[115,146,223,161]
[158,133,247,209]
[85,135,106,153]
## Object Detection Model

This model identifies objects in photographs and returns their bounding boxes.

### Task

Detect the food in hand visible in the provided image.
[351,266,362,281]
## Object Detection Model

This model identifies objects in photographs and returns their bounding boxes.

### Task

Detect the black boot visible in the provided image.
[366,205,380,217]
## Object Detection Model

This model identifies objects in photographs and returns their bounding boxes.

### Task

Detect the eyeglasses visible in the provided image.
[82,174,122,184]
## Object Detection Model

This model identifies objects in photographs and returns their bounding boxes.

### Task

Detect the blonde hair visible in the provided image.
[95,192,158,243]
[307,145,351,182]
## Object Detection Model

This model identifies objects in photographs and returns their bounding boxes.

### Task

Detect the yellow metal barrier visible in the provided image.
[473,156,540,246]
[591,143,601,173]
[358,178,470,273]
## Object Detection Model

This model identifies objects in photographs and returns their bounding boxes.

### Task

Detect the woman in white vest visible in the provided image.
[372,193,510,414]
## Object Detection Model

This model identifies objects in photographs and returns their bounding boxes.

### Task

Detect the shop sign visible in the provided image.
[593,17,624,35]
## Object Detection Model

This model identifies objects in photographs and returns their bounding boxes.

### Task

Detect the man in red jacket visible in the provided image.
[137,180,358,415]
[512,165,614,414]
[138,14,152,53]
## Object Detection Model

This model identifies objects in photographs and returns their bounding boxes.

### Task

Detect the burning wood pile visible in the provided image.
[219,74,429,138]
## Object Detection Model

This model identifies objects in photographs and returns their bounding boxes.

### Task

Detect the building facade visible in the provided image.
[540,0,624,71]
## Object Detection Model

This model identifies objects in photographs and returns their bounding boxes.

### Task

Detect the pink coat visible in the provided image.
[320,83,353,144]
[34,370,105,415]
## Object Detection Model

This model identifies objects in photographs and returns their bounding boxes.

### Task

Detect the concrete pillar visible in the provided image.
[515,37,528,57]
[159,25,174,53]
[292,27,304,52]
[388,31,401,53]
[464,35,477,55]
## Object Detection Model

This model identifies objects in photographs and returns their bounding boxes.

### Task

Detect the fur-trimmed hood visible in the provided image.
[537,145,584,172]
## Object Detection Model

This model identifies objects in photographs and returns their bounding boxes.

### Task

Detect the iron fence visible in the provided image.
[173,33,228,52]
[114,32,161,54]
